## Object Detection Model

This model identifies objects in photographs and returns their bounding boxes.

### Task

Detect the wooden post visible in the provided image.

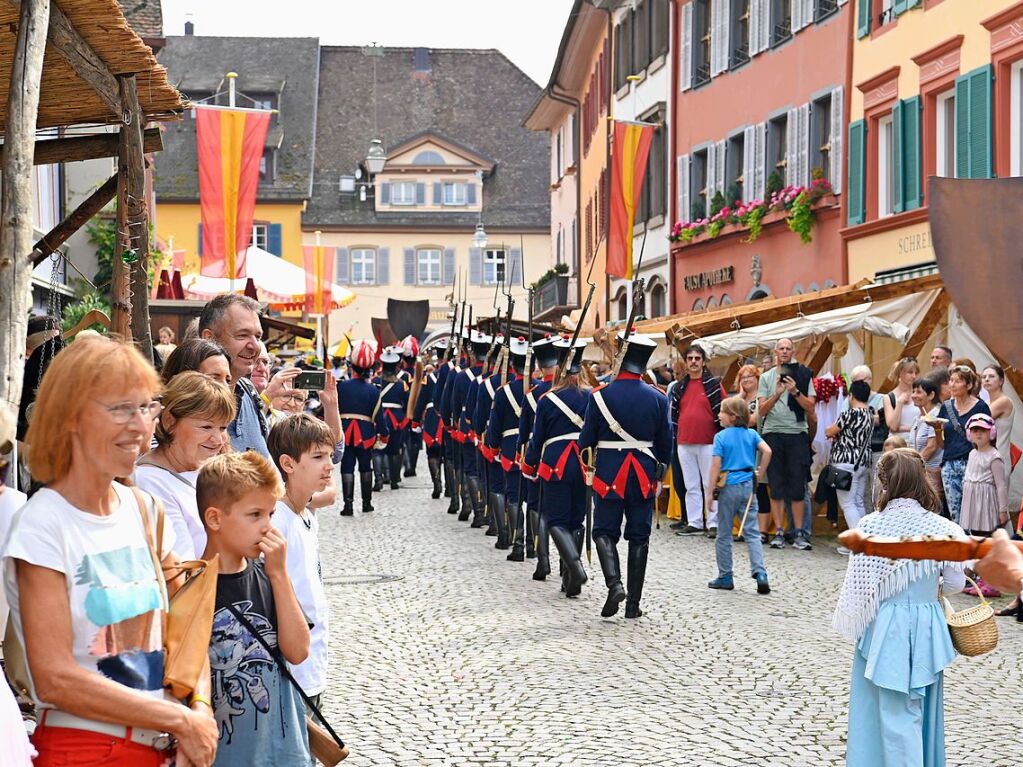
[0,0,50,412]
[879,291,950,393]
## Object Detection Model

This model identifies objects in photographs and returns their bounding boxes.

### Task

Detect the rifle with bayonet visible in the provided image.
[555,232,603,387]
[610,223,649,378]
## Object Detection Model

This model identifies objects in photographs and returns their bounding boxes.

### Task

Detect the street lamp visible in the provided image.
[472,221,488,250]
[365,139,386,175]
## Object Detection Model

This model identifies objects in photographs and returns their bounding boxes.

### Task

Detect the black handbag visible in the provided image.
[820,463,853,491]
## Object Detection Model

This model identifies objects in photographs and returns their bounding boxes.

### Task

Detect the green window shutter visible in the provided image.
[954,73,971,179]
[893,0,908,15]
[857,0,871,38]
[847,120,866,226]
[968,65,994,179]
[901,96,922,210]
[892,100,904,214]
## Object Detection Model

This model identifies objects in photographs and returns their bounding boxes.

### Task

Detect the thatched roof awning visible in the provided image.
[0,0,182,134]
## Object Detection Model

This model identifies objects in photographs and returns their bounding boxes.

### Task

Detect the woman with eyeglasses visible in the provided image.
[938,365,991,525]
[2,336,218,766]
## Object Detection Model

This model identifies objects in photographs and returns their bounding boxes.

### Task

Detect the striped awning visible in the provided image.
[873,261,939,285]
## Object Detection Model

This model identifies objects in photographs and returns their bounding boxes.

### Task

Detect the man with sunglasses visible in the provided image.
[670,343,726,538]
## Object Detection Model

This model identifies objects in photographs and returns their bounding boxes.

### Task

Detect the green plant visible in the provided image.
[742,205,765,243]
[690,198,706,221]
[766,170,784,199]
[62,289,111,336]
[86,215,161,301]
[709,191,726,218]
[787,191,814,244]
[811,166,825,181]
[707,220,724,238]
[725,183,743,208]
[554,262,569,275]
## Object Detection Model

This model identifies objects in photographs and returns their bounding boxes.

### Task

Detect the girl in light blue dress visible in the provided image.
[833,448,966,767]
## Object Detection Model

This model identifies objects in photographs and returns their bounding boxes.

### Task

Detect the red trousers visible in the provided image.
[32,725,171,767]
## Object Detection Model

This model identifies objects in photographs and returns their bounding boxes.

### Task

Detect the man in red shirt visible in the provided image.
[670,344,725,537]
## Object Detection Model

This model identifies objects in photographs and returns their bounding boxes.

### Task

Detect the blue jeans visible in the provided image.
[716,481,767,579]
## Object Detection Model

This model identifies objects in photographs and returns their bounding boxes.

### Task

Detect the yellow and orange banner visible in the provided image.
[303,244,337,315]
[607,120,655,280]
[196,106,271,279]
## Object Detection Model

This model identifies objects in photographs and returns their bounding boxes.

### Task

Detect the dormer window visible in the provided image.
[443,182,467,205]
[390,181,417,205]
[413,150,445,165]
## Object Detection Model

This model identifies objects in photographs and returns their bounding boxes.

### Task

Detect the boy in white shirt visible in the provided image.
[267,413,335,714]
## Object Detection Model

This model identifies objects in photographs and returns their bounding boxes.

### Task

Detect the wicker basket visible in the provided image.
[942,576,999,657]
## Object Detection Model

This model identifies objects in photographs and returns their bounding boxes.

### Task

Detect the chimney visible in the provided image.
[184,20,194,35]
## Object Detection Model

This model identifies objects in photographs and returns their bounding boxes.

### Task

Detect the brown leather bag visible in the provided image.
[132,487,219,701]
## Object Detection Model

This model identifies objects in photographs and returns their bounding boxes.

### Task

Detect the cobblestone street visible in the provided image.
[319,473,1023,767]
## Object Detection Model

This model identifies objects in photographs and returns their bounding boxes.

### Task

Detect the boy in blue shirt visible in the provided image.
[705,396,773,594]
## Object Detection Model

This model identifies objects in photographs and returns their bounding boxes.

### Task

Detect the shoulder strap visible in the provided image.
[944,399,966,436]
[130,487,168,612]
[592,389,640,443]
[225,602,345,750]
[503,384,522,418]
[136,458,196,489]
[545,392,584,428]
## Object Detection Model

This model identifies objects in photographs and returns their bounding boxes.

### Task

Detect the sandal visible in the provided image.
[996,600,1020,617]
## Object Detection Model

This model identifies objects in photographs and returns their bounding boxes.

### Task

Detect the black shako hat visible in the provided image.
[532,336,560,370]
[617,331,657,375]
[508,337,528,373]
[380,347,402,375]
[553,336,588,374]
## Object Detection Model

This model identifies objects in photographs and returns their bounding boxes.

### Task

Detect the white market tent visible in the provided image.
[181,246,356,311]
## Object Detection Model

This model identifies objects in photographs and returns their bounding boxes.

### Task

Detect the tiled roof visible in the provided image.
[118,0,162,38]
[304,46,550,230]
[153,35,320,202]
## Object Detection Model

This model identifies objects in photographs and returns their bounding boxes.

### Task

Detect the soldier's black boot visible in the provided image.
[491,494,509,549]
[506,502,525,561]
[380,451,391,487]
[595,536,626,617]
[461,475,479,522]
[470,484,488,529]
[372,454,384,492]
[532,511,550,580]
[484,498,498,536]
[340,473,355,516]
[525,508,538,559]
[428,458,442,499]
[447,469,461,514]
[550,526,588,596]
[405,442,419,477]
[443,460,454,498]
[388,454,402,490]
[359,471,375,512]
[625,540,649,619]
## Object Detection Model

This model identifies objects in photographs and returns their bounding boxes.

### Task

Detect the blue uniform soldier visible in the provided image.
[522,337,590,594]
[398,335,422,478]
[377,347,410,491]
[450,330,491,525]
[437,337,463,513]
[473,334,507,539]
[578,332,672,619]
[337,339,390,515]
[413,339,449,499]
[486,337,529,560]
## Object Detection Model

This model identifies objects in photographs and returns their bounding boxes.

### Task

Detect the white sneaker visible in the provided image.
[835,546,851,556]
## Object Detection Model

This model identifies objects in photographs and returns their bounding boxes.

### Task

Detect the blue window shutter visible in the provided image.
[377,247,390,285]
[379,182,390,204]
[955,73,971,179]
[197,222,203,256]
[902,97,922,210]
[267,223,282,256]
[442,248,455,285]
[467,183,477,205]
[846,120,866,226]
[416,183,426,205]
[433,182,443,204]
[335,247,350,284]
[856,0,870,38]
[404,247,416,285]
[469,247,482,285]
[508,248,522,287]
[968,64,994,179]
[892,100,904,214]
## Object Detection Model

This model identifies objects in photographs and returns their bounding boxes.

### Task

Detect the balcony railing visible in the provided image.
[532,274,576,319]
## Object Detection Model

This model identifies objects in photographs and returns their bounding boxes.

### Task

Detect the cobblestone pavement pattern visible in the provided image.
[318,472,1023,766]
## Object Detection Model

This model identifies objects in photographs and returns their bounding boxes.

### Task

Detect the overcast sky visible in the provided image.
[160,0,576,86]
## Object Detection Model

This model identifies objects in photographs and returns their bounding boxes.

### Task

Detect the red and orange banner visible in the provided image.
[607,120,655,280]
[303,244,337,315]
[196,106,271,279]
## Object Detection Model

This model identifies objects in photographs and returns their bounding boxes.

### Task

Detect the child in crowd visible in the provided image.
[960,414,1008,598]
[706,396,773,594]
[198,452,312,766]
[882,435,907,452]
[267,413,335,715]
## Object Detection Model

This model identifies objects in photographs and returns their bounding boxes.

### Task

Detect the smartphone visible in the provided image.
[294,370,327,391]
[779,364,796,381]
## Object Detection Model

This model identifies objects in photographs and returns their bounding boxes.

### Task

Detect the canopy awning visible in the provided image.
[181,246,356,312]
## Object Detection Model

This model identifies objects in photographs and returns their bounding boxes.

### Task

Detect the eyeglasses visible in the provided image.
[99,400,163,424]
[278,392,307,404]
[686,356,704,362]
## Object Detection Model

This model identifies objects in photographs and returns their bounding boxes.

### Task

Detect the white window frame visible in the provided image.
[390,181,416,206]
[442,182,467,206]
[936,89,957,179]
[1011,60,1023,176]
[483,248,506,286]
[417,248,442,285]
[878,114,895,218]
[250,223,268,251]
[351,248,377,285]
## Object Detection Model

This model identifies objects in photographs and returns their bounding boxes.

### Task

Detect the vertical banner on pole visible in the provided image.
[303,244,337,315]
[607,120,655,280]
[196,106,271,279]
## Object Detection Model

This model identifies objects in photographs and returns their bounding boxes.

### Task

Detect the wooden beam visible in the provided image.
[25,127,162,166]
[0,0,50,412]
[31,173,117,265]
[879,290,951,392]
[721,357,742,392]
[807,337,834,376]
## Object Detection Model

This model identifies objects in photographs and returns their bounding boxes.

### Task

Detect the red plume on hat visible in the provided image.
[349,340,376,370]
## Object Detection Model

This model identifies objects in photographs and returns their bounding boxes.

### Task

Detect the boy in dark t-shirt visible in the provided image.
[198,452,312,766]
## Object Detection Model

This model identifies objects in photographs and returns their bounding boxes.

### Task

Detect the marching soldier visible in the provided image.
[522,337,589,592]
[449,329,490,525]
[438,335,464,513]
[337,340,390,515]
[413,339,448,499]
[578,332,672,619]
[377,347,410,491]
[398,335,423,477]
[474,334,507,539]
[517,335,558,572]
[485,337,529,560]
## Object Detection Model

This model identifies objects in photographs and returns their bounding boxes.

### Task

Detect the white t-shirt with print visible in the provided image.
[3,482,175,708]
[134,464,203,561]
[272,499,329,696]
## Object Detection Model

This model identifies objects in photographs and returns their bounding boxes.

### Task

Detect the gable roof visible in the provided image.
[304,46,550,231]
[385,130,496,172]
[153,35,320,202]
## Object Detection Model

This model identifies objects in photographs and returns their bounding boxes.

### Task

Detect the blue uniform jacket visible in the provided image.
[473,370,501,459]
[437,360,459,430]
[577,375,672,499]
[337,376,389,449]
[523,385,589,481]
[485,375,526,471]
[413,370,444,447]
[377,378,409,438]
[449,364,481,444]
[517,376,553,456]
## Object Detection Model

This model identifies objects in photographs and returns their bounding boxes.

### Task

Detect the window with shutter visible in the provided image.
[351,248,376,285]
[730,0,751,68]
[954,66,993,180]
[417,249,441,285]
[754,122,767,200]
[508,248,522,287]
[792,0,805,32]
[892,100,904,213]
[878,114,896,217]
[785,107,799,186]
[433,182,443,204]
[681,3,694,91]
[467,183,477,205]
[901,96,922,210]
[469,247,483,286]
[415,183,426,205]
[710,0,723,76]
[390,181,415,205]
[726,132,744,202]
[377,247,390,285]
[335,247,350,285]
[653,0,669,58]
[798,104,810,187]
[483,249,506,286]
[694,0,711,86]
[404,248,416,285]
[442,248,456,285]
[677,155,691,223]
[856,0,870,37]
[267,223,282,257]
[829,86,844,192]
[718,0,731,75]
[847,119,866,225]
[749,0,763,56]
[715,139,727,196]
[706,142,718,199]
[742,126,756,202]
[636,1,650,72]
[691,148,709,219]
